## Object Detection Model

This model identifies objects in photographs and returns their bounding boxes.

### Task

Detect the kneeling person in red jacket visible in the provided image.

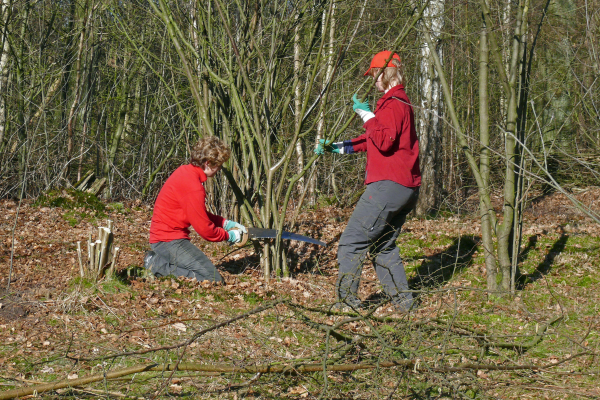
[144,136,245,282]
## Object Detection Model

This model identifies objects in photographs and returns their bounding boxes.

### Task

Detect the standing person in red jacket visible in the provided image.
[316,51,421,311]
[144,136,246,282]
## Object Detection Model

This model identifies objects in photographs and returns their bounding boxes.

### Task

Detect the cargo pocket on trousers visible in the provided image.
[359,200,388,238]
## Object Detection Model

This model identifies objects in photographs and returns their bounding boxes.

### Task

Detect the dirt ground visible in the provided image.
[1,187,599,398]
[2,187,598,296]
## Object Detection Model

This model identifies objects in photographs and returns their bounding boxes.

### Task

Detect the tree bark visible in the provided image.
[104,59,133,178]
[416,0,444,216]
[478,4,498,292]
[496,0,529,292]
[294,16,304,195]
[0,0,10,152]
[15,0,30,189]
[66,0,92,179]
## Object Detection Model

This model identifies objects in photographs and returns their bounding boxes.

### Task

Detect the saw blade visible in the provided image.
[247,228,326,246]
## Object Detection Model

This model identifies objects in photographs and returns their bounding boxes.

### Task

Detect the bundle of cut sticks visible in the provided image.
[76,220,120,281]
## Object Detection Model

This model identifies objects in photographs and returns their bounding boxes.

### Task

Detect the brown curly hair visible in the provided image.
[367,58,405,89]
[190,136,231,168]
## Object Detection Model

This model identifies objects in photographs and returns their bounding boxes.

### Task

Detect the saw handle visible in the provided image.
[231,228,249,247]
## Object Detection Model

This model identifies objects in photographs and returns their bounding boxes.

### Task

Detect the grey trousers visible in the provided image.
[149,239,223,282]
[336,180,418,310]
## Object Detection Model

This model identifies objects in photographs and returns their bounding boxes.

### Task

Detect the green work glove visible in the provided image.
[352,94,375,122]
[227,229,241,244]
[224,219,247,234]
[314,139,344,155]
[352,94,371,112]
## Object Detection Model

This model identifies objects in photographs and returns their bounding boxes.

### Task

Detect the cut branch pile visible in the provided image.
[76,220,119,281]
[2,291,596,399]
[3,356,585,400]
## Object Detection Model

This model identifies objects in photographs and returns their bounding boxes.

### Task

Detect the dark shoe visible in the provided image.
[391,296,416,313]
[143,251,156,270]
[332,295,363,312]
[142,251,157,280]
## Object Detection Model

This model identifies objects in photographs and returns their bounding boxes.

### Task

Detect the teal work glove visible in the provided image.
[224,219,247,234]
[227,229,241,244]
[352,94,375,122]
[352,94,371,112]
[314,139,344,155]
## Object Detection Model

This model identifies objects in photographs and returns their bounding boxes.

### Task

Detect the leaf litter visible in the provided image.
[0,187,599,398]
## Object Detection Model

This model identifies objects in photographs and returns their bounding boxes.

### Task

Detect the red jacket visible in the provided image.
[149,164,228,243]
[346,85,421,187]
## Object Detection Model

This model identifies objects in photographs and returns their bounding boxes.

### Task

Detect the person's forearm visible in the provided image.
[185,193,229,242]
[349,135,368,153]
[208,212,225,228]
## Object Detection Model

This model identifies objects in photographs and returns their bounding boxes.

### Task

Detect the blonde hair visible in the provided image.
[190,136,231,168]
[368,59,405,89]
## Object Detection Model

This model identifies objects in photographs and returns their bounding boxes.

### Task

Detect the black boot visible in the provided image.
[332,293,363,311]
[142,251,157,280]
[143,251,156,269]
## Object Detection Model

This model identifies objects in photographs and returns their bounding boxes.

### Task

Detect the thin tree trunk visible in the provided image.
[422,18,502,294]
[66,1,92,179]
[104,64,132,178]
[16,0,30,190]
[416,0,444,215]
[294,17,304,194]
[61,0,77,178]
[0,0,10,152]
[496,0,529,292]
[77,21,98,182]
[478,5,498,292]
[310,4,336,206]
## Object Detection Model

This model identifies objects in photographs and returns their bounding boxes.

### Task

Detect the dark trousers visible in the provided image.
[336,180,418,310]
[149,239,223,282]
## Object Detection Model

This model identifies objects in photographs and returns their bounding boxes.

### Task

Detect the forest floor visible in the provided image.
[1,187,599,399]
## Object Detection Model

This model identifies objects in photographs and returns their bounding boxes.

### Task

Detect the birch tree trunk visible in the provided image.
[294,18,304,193]
[416,0,444,215]
[310,4,337,206]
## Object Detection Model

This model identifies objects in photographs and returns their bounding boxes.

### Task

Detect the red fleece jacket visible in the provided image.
[348,85,421,187]
[149,164,228,243]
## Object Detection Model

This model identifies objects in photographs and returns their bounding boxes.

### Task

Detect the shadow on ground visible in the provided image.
[216,241,329,276]
[218,254,261,275]
[0,289,28,322]
[408,235,481,293]
[517,228,569,289]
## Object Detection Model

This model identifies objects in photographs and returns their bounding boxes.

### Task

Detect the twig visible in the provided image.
[151,298,286,398]
[7,184,26,290]
[484,315,563,352]
[4,353,590,400]
[67,299,284,362]
[431,315,563,353]
[507,384,599,399]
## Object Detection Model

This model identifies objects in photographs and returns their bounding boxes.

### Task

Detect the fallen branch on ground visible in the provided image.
[3,353,591,400]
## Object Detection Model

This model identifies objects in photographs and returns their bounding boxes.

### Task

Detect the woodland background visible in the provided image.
[1,0,600,398]
[1,0,598,213]
[1,0,599,281]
